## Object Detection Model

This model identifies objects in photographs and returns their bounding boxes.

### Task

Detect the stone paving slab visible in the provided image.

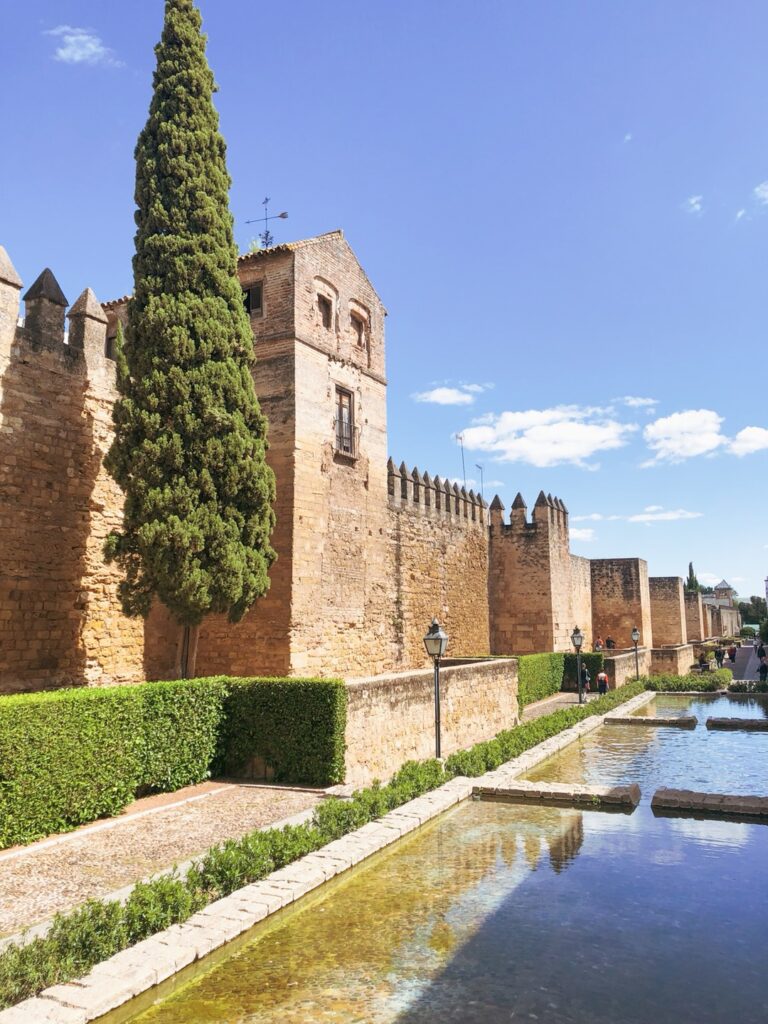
[606,714,698,728]
[705,717,768,731]
[652,788,768,817]
[475,779,642,808]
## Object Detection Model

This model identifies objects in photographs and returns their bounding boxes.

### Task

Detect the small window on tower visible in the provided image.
[350,312,367,348]
[318,294,333,329]
[335,387,356,457]
[105,335,117,360]
[243,283,263,316]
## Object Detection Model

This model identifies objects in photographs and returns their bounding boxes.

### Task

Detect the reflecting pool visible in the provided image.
[526,694,768,795]
[116,695,768,1024]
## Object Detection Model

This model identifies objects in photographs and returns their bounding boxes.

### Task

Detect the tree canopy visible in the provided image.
[105,0,276,628]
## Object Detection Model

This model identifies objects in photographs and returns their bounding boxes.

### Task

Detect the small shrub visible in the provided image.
[728,681,768,694]
[123,876,203,944]
[645,669,731,692]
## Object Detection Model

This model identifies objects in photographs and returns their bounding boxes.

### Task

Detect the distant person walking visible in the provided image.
[759,657,768,685]
[757,643,766,661]
[715,646,725,668]
[580,664,591,698]
[728,645,737,664]
[594,636,604,651]
[605,636,616,650]
[596,669,609,696]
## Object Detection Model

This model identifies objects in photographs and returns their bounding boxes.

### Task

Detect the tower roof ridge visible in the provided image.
[67,287,108,323]
[0,245,22,289]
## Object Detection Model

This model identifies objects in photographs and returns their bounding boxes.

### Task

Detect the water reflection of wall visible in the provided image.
[548,812,584,873]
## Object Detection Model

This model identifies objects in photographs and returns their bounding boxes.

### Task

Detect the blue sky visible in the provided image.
[2,1,767,598]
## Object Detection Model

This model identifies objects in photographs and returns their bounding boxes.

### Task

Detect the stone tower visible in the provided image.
[105,231,391,678]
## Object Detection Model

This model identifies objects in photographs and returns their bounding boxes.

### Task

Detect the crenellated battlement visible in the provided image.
[489,489,569,539]
[387,457,487,529]
[0,246,114,383]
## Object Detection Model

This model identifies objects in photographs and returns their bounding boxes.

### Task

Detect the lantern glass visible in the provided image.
[571,627,584,651]
[424,618,449,659]
[631,627,640,644]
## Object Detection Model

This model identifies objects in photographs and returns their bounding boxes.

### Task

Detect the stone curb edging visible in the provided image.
[605,715,697,729]
[474,779,642,808]
[651,787,768,817]
[0,688,655,1024]
[705,718,768,732]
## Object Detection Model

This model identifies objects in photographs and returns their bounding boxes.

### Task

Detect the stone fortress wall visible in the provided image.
[0,234,737,694]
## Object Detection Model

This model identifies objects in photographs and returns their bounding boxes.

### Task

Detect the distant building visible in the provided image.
[701,580,741,637]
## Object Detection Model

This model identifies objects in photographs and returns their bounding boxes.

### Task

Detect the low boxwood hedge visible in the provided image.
[0,676,346,849]
[516,653,565,708]
[645,669,732,692]
[0,682,646,1011]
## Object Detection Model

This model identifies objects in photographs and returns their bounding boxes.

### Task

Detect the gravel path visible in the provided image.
[522,691,598,722]
[0,784,320,939]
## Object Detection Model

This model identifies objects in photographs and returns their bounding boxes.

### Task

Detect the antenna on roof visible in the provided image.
[246,197,288,249]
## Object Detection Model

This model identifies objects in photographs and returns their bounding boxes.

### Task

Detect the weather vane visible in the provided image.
[246,197,288,249]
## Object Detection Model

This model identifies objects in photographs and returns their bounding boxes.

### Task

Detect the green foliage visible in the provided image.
[644,669,732,692]
[728,681,768,694]
[562,652,604,689]
[740,627,757,638]
[685,561,700,593]
[104,0,276,627]
[0,685,647,1010]
[761,620,768,643]
[0,687,143,848]
[0,676,346,849]
[516,653,565,708]
[138,677,228,791]
[216,677,347,785]
[737,596,768,624]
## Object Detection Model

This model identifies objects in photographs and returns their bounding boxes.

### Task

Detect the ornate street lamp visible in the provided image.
[631,627,641,681]
[424,618,449,758]
[571,626,585,704]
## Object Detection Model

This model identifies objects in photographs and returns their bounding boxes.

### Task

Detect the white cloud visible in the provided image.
[623,133,633,143]
[736,209,747,221]
[460,404,636,468]
[448,477,477,490]
[570,527,595,542]
[572,506,701,525]
[683,195,704,215]
[754,181,768,205]
[413,387,475,406]
[413,382,492,406]
[46,26,123,67]
[729,426,768,456]
[643,409,727,464]
[621,396,657,408]
[626,508,703,523]
[698,572,720,587]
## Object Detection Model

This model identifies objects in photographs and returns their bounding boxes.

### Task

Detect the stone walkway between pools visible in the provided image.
[0,781,321,946]
[521,690,600,721]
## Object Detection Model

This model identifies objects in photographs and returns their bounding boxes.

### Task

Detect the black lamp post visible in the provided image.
[571,626,585,704]
[424,618,449,758]
[631,627,641,680]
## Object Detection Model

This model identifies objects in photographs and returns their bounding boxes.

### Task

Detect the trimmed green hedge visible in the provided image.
[562,652,604,690]
[0,683,646,1010]
[215,677,347,786]
[0,676,346,849]
[645,669,732,692]
[516,653,565,708]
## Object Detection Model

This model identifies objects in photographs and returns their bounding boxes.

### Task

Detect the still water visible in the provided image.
[121,697,768,1024]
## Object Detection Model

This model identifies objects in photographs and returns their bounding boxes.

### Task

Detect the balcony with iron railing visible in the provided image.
[334,417,360,460]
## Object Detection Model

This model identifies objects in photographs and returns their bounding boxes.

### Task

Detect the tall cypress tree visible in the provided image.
[105,0,276,674]
[686,562,699,593]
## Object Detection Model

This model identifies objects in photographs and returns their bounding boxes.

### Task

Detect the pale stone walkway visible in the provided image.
[0,781,320,942]
[521,690,600,722]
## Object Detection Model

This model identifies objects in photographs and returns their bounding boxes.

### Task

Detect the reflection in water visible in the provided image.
[124,696,768,1024]
[128,803,584,1024]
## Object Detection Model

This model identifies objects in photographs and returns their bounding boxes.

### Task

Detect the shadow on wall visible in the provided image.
[0,328,101,693]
